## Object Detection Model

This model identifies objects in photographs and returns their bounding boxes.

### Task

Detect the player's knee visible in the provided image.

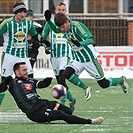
[97,78,109,89]
[58,75,65,84]
[58,70,65,82]
[63,67,75,79]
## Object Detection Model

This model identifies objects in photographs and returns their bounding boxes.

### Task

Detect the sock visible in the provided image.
[60,94,67,105]
[0,92,5,106]
[68,74,86,90]
[66,90,73,102]
[107,78,123,86]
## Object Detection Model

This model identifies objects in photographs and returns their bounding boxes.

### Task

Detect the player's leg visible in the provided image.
[64,66,87,89]
[58,57,75,105]
[87,58,129,93]
[58,70,74,102]
[0,92,5,106]
[27,101,103,124]
[29,49,39,68]
[0,53,15,105]
[64,61,91,100]
[56,70,76,112]
[43,101,92,124]
[46,107,103,124]
[56,75,67,105]
[98,76,129,93]
[53,57,76,108]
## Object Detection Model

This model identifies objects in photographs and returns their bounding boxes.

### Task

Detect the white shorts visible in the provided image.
[67,59,104,80]
[1,53,33,77]
[51,57,69,76]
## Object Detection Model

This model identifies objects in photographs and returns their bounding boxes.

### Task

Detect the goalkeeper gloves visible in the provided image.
[41,39,51,54]
[45,47,51,54]
[41,39,50,47]
[44,10,51,21]
[4,76,12,85]
[71,38,80,47]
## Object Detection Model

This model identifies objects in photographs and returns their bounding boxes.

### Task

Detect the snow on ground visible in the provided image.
[33,68,133,79]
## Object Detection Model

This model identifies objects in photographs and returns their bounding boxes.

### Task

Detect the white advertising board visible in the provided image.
[0,46,133,78]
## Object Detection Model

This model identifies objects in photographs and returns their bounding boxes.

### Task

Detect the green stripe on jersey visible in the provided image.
[50,31,71,58]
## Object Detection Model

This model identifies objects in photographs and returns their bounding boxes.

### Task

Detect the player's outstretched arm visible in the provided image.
[44,10,61,33]
[37,77,53,88]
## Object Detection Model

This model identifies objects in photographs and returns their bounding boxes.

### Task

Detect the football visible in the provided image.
[51,84,66,99]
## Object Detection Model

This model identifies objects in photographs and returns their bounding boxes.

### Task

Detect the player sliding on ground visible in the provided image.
[0,62,104,124]
[44,10,129,101]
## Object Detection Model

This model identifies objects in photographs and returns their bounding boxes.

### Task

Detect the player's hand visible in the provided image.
[44,10,51,21]
[71,38,80,47]
[41,38,50,47]
[4,76,12,85]
[45,47,51,54]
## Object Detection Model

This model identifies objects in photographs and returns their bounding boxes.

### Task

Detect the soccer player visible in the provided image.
[44,11,129,100]
[0,62,104,124]
[0,2,38,105]
[26,9,43,68]
[42,2,76,111]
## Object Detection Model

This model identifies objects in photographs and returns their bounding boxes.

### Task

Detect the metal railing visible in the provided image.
[0,13,130,46]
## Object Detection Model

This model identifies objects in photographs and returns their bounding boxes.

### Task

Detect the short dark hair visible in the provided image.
[13,62,26,73]
[54,13,68,27]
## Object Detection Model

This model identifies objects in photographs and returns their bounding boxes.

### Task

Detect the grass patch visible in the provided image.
[0,78,133,133]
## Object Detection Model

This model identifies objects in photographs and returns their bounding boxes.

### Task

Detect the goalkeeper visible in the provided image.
[0,62,103,124]
[44,11,129,101]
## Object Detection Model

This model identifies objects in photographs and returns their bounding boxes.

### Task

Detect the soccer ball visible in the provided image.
[51,84,66,99]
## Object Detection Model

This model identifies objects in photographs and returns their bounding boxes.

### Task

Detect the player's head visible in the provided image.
[13,2,26,22]
[54,13,69,32]
[13,62,28,79]
[55,1,67,14]
[26,9,34,21]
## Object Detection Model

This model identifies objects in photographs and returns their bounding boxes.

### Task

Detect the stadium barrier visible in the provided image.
[0,46,132,78]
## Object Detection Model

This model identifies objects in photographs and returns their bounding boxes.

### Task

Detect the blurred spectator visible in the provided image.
[26,9,43,68]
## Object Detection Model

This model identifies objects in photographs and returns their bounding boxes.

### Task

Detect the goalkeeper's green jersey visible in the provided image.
[0,17,37,58]
[42,22,71,58]
[47,19,96,62]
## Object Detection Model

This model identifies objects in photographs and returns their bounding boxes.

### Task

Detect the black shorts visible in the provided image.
[26,100,72,123]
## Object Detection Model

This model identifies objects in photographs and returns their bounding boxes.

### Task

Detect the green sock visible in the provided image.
[67,89,73,102]
[68,74,86,89]
[0,92,5,106]
[107,78,122,86]
[60,94,67,105]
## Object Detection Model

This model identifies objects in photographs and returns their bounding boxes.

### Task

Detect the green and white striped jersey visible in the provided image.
[49,31,71,58]
[42,21,71,58]
[47,20,96,63]
[0,17,37,58]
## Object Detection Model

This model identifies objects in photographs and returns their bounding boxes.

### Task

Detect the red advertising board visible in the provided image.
[98,52,133,71]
